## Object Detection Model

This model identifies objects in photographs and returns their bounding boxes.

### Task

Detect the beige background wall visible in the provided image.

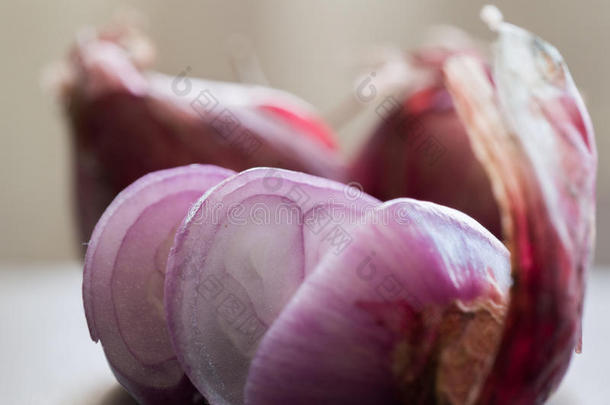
[1,0,608,263]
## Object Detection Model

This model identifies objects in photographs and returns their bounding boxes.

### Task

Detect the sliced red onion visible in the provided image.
[444,8,597,403]
[83,164,235,404]
[349,31,503,238]
[164,168,380,405]
[54,24,344,245]
[77,8,596,404]
[244,199,511,404]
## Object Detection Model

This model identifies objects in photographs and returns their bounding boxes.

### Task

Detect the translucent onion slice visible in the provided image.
[164,168,380,405]
[83,164,235,405]
[444,14,597,404]
[244,199,511,405]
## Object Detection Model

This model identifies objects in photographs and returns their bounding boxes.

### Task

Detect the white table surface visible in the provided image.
[1,262,609,405]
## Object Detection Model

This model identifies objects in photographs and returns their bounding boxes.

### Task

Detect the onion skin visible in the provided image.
[349,40,502,239]
[444,21,597,404]
[83,165,235,405]
[58,24,343,246]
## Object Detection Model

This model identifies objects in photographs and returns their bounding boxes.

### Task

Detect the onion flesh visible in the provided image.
[244,198,510,405]
[83,164,235,405]
[164,168,380,405]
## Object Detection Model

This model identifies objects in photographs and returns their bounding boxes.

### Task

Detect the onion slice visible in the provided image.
[444,14,597,404]
[164,168,380,405]
[244,199,511,404]
[83,164,235,404]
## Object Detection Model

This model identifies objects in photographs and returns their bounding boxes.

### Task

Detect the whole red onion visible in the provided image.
[53,23,344,246]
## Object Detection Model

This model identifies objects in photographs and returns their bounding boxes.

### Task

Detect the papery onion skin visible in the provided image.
[444,20,597,404]
[83,164,235,405]
[244,198,510,405]
[349,36,502,239]
[164,168,380,405]
[56,24,344,246]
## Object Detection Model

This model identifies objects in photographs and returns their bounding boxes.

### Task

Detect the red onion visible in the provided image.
[83,164,234,404]
[55,24,343,245]
[81,7,596,405]
[164,167,379,404]
[244,198,511,404]
[349,29,502,238]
